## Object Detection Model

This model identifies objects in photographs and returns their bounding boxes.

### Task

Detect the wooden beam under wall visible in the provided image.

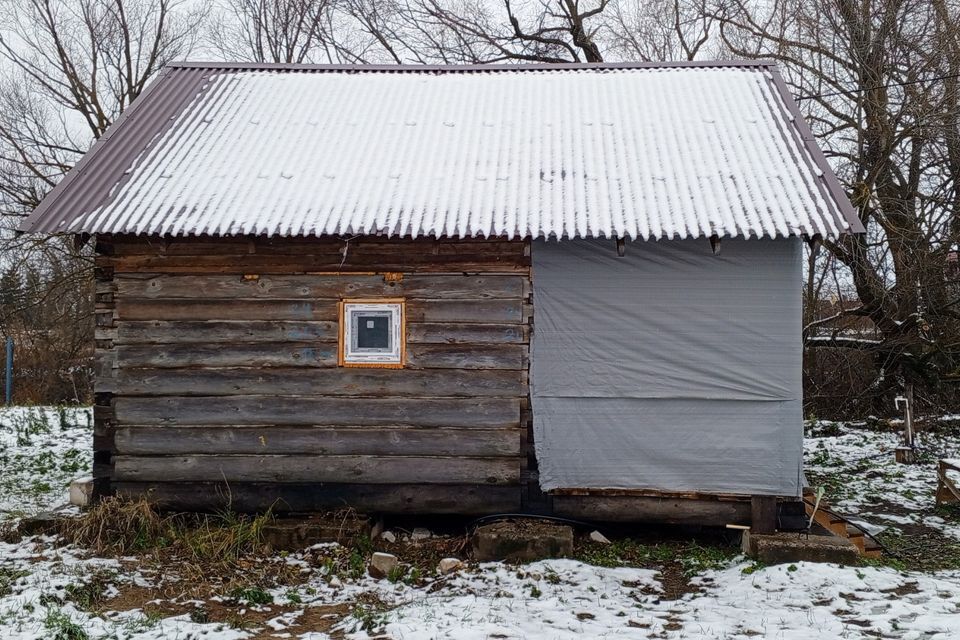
[552,495,752,526]
[114,482,522,515]
[751,495,778,534]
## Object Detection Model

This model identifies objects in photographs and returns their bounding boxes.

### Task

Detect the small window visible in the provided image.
[339,299,405,367]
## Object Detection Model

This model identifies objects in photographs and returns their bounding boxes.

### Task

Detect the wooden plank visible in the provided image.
[116,274,525,300]
[115,426,521,457]
[113,396,521,428]
[105,235,527,256]
[115,343,526,369]
[117,343,337,368]
[111,367,526,397]
[113,454,520,484]
[115,321,526,345]
[552,495,752,526]
[114,481,522,514]
[408,323,528,344]
[406,344,527,370]
[114,299,524,323]
[117,321,336,344]
[751,496,778,534]
[105,253,530,274]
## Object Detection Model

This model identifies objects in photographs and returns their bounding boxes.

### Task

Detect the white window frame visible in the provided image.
[339,299,405,367]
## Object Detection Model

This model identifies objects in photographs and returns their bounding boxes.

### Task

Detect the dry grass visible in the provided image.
[61,496,273,564]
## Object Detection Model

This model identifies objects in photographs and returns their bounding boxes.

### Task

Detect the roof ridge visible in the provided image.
[167,60,776,73]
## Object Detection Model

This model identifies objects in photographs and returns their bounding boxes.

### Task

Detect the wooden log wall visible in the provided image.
[94,234,531,514]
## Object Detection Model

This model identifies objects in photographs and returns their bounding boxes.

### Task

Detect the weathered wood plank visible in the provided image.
[114,299,524,323]
[114,321,527,345]
[115,343,526,370]
[406,344,527,370]
[116,274,525,300]
[551,495,752,526]
[114,396,521,428]
[110,367,526,397]
[113,454,520,484]
[115,426,521,457]
[117,343,336,368]
[104,235,527,256]
[104,253,529,274]
[409,323,528,344]
[114,482,522,514]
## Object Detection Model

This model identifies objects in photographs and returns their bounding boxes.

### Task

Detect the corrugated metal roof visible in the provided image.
[19,61,862,239]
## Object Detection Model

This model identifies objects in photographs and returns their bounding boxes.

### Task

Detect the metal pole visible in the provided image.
[905,382,915,450]
[4,337,12,405]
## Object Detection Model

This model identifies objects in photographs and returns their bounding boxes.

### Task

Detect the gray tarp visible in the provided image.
[531,238,803,496]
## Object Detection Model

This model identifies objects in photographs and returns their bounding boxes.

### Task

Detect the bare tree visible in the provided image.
[0,0,204,404]
[0,0,204,221]
[716,0,960,413]
[336,0,612,64]
[605,0,716,61]
[210,0,338,63]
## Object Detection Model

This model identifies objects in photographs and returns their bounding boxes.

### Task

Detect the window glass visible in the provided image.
[353,312,391,350]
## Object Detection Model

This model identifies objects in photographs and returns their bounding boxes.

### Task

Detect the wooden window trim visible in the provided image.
[338,298,406,369]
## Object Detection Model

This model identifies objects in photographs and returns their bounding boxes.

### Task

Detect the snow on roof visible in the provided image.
[20,61,862,240]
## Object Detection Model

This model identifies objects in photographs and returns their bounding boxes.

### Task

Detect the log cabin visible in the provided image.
[19,61,863,529]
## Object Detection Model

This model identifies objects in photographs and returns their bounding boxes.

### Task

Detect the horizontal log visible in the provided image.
[406,344,527,369]
[118,321,335,343]
[106,367,526,397]
[114,298,525,323]
[116,274,525,300]
[117,343,336,368]
[114,321,527,345]
[103,234,527,256]
[103,253,530,274]
[114,426,521,457]
[551,495,752,526]
[113,396,521,428]
[115,343,527,370]
[113,454,520,484]
[113,482,522,514]
[410,323,528,344]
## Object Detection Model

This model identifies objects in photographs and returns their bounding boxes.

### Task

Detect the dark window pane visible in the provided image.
[355,313,391,350]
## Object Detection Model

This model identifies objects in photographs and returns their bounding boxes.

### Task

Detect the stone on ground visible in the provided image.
[438,558,464,574]
[69,477,94,507]
[411,527,432,541]
[589,530,611,544]
[369,552,399,578]
[380,530,397,543]
[472,520,574,562]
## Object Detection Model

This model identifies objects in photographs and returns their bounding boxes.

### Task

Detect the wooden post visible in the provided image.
[895,383,917,464]
[750,496,777,534]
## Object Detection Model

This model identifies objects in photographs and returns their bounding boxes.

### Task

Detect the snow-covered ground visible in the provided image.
[0,407,91,520]
[805,418,960,545]
[2,407,960,639]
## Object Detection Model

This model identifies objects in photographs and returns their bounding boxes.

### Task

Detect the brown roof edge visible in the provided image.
[167,59,777,73]
[766,67,865,235]
[18,66,211,234]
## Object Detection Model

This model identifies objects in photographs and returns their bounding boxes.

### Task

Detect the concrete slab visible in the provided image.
[742,530,859,565]
[472,520,573,562]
